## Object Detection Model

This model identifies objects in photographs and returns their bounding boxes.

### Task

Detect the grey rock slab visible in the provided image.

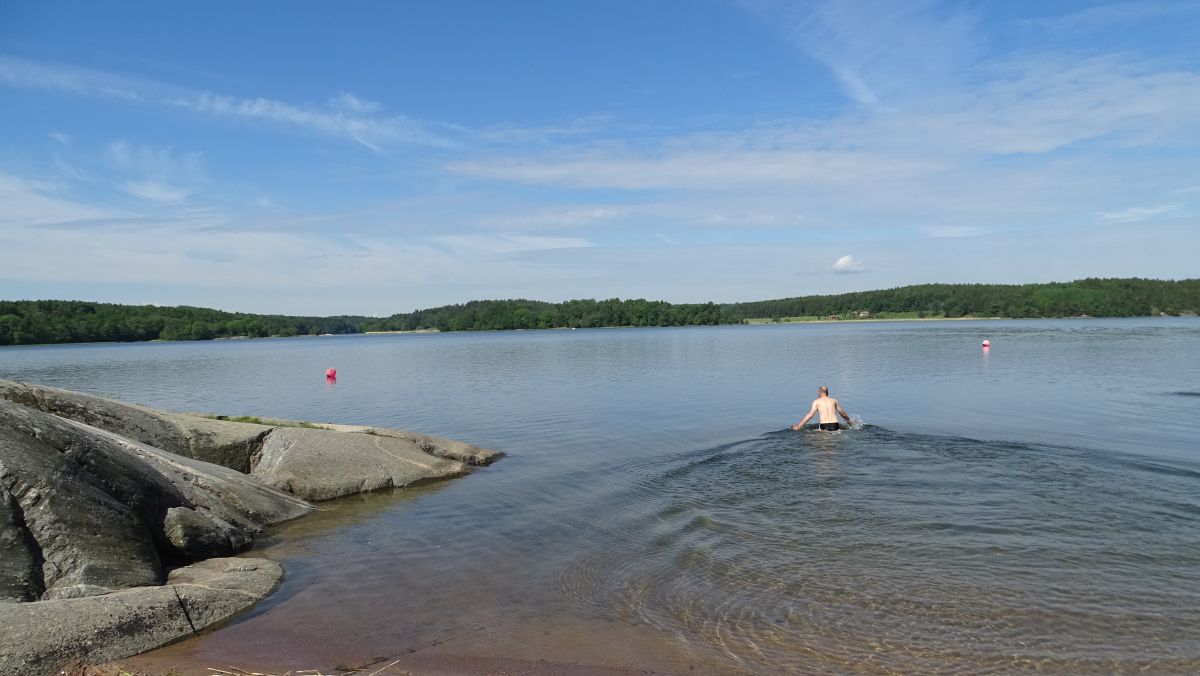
[0,399,311,599]
[0,486,42,602]
[155,411,276,472]
[246,417,504,466]
[330,425,503,466]
[0,403,167,599]
[253,426,468,501]
[0,380,274,472]
[0,557,282,676]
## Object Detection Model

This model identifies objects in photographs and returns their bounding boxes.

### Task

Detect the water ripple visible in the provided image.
[556,427,1200,673]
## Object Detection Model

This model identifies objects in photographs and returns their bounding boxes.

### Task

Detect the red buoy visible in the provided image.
[325,367,337,379]
[981,339,990,348]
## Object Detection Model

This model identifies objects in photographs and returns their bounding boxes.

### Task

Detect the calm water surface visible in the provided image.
[3,319,1199,673]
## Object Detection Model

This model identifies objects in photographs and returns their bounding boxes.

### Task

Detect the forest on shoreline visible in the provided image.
[1,278,1196,346]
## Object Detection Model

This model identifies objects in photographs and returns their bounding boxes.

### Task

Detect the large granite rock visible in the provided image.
[0,379,503,495]
[0,380,503,673]
[0,557,282,675]
[0,399,312,602]
[252,426,469,501]
[0,380,273,472]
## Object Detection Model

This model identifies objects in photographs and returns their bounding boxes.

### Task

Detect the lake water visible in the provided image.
[3,319,1199,674]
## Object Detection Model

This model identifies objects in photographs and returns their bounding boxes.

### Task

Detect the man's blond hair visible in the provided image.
[818,386,829,395]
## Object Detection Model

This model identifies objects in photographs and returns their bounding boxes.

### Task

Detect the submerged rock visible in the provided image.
[0,557,283,674]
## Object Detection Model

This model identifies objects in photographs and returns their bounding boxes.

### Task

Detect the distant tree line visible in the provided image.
[370,298,734,332]
[726,278,1199,320]
[0,278,1194,346]
[0,301,370,346]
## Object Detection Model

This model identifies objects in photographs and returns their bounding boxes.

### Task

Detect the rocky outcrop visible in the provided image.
[0,399,312,602]
[0,380,503,501]
[0,379,502,673]
[0,380,274,472]
[0,557,282,674]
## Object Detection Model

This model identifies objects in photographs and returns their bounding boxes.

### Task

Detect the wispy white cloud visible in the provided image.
[48,131,70,145]
[326,92,382,114]
[446,53,1200,193]
[1020,1,1200,35]
[450,146,939,189]
[122,179,190,204]
[176,92,451,151]
[108,140,203,178]
[431,234,593,256]
[103,141,204,204]
[0,55,453,151]
[478,205,631,230]
[922,225,990,238]
[1097,203,1181,222]
[475,115,615,145]
[831,254,864,274]
[744,0,982,107]
[0,54,154,100]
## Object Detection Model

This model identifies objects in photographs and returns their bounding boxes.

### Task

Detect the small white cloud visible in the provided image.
[831,254,864,274]
[123,179,189,204]
[1096,204,1180,223]
[48,131,70,145]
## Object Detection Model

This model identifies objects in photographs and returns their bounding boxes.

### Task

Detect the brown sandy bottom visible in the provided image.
[103,613,730,676]
[100,487,740,676]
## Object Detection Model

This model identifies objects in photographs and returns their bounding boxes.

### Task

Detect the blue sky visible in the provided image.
[1,1,1198,315]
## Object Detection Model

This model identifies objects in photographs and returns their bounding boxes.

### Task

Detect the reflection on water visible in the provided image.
[2,319,1198,673]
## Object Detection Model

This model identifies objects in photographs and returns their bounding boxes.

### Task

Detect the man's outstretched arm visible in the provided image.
[792,402,818,430]
[835,401,852,422]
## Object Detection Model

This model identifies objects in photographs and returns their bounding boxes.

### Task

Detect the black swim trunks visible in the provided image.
[819,422,842,431]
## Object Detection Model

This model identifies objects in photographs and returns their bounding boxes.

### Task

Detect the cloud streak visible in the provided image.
[0,55,452,151]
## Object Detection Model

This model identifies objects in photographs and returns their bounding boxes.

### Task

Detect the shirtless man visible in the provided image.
[791,386,852,431]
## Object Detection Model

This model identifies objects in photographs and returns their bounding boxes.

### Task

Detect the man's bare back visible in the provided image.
[791,386,852,431]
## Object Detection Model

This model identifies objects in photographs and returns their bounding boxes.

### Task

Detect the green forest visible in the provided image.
[0,278,1195,346]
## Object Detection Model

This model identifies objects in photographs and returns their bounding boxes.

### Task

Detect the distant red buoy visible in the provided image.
[325,367,337,379]
[981,339,990,348]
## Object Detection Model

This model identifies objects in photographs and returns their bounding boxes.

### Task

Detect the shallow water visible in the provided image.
[2,319,1199,673]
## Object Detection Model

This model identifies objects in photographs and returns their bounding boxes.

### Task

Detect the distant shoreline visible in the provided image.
[744,315,1006,325]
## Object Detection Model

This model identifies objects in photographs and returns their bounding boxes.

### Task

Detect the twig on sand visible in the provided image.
[365,660,402,676]
[204,663,407,676]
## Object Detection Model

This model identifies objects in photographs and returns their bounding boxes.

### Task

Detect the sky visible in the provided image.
[1,1,1198,316]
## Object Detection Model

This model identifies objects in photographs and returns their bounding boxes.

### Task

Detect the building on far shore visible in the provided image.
[858,310,871,318]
